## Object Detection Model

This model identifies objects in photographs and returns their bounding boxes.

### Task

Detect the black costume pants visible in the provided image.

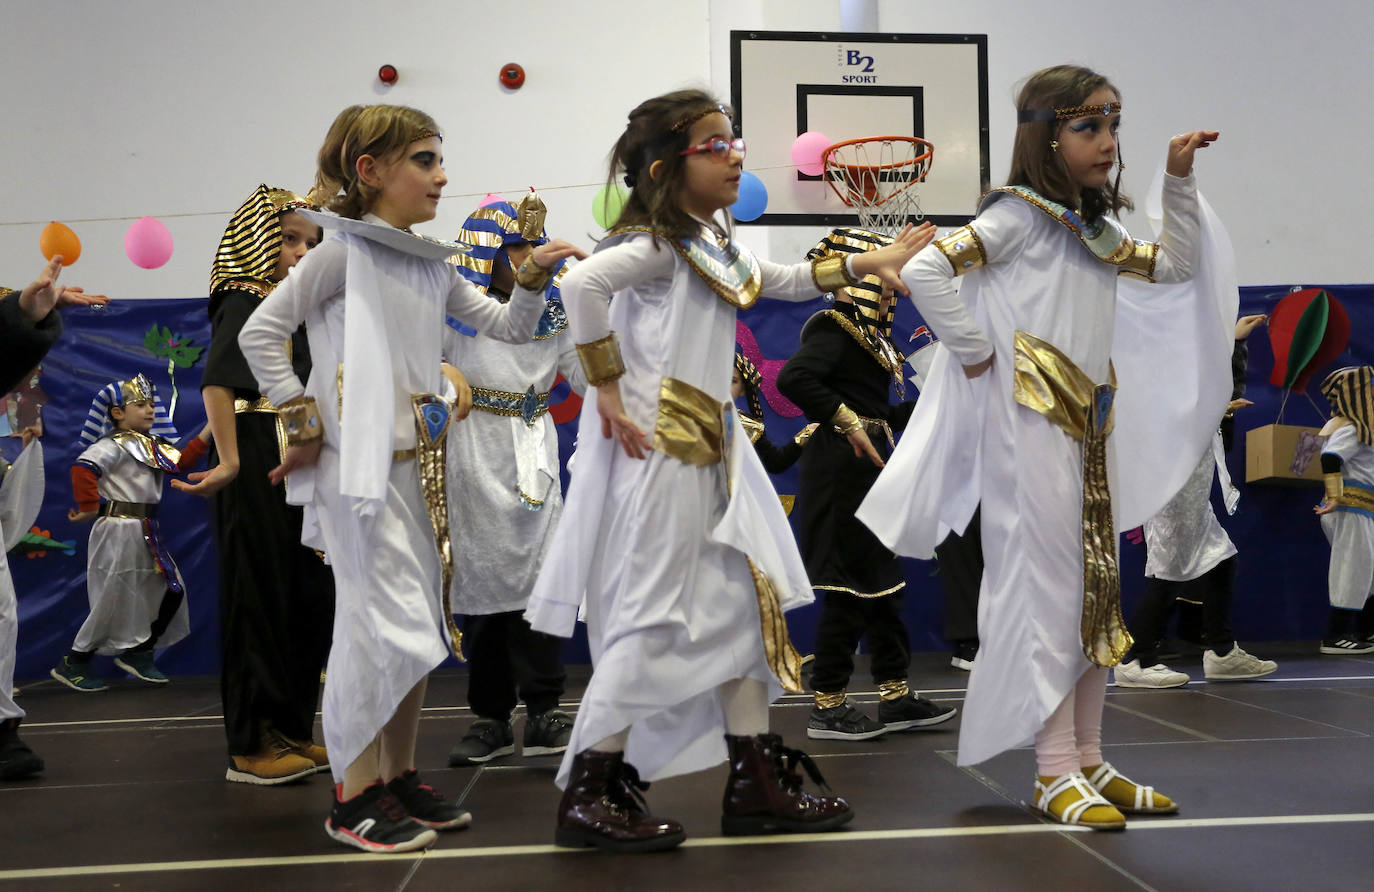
[935,508,982,646]
[1127,556,1237,664]
[463,610,566,722]
[810,590,911,694]
[214,415,335,755]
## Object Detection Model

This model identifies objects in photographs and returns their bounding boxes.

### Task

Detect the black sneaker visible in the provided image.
[0,720,44,781]
[324,782,437,853]
[386,769,472,830]
[1320,637,1374,655]
[806,700,887,741]
[523,709,573,757]
[447,717,515,766]
[951,642,978,671]
[877,694,958,731]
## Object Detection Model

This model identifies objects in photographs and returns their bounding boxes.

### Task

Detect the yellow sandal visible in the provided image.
[1033,772,1126,830]
[1083,762,1178,814]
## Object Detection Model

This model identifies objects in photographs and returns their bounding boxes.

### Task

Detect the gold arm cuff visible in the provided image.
[831,403,862,434]
[934,225,988,276]
[814,690,847,710]
[1119,239,1160,282]
[793,422,819,447]
[811,255,858,294]
[1325,473,1345,503]
[279,396,323,447]
[514,259,553,293]
[576,333,627,386]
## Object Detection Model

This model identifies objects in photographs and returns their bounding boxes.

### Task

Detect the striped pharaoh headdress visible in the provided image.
[1322,365,1374,446]
[209,184,313,296]
[79,373,178,446]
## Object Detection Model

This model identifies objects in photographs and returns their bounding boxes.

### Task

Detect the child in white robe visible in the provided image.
[1314,366,1374,652]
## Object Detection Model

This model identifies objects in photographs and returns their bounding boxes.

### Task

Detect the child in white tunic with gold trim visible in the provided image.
[239,104,586,855]
[525,89,933,852]
[858,65,1238,830]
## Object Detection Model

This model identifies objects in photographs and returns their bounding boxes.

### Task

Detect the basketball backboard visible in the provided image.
[730,30,989,227]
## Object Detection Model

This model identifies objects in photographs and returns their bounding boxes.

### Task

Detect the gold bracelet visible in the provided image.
[279,395,323,447]
[515,259,553,293]
[1324,472,1344,504]
[831,403,862,435]
[576,332,627,386]
[811,255,858,294]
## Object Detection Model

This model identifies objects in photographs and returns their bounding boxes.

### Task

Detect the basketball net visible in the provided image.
[822,137,934,236]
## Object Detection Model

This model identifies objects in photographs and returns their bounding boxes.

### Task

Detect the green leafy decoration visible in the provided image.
[142,324,204,369]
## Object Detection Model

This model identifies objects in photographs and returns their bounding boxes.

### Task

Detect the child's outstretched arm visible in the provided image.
[446,240,588,344]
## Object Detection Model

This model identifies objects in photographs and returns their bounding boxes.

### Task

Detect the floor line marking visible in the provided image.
[1105,700,1222,742]
[4,813,1374,880]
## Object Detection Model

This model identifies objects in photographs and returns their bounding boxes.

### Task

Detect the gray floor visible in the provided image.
[3,643,1372,891]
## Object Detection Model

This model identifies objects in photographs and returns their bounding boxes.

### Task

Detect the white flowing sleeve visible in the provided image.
[445,273,544,344]
[561,234,676,344]
[239,240,345,408]
[1150,172,1200,284]
[902,199,1030,365]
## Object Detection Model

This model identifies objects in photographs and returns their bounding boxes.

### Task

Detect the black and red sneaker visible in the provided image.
[325,782,437,853]
[386,769,472,830]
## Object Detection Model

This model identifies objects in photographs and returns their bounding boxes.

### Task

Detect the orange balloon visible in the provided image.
[39,221,81,266]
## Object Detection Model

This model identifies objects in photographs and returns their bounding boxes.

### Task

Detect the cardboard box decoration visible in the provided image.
[1245,423,1324,486]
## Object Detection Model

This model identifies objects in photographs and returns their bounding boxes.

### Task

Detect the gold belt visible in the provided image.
[652,375,803,692]
[235,397,288,464]
[1012,330,1130,667]
[470,385,551,425]
[1339,482,1374,513]
[100,501,158,519]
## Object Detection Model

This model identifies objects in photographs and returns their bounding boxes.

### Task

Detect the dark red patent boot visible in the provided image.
[721,733,853,835]
[554,749,686,853]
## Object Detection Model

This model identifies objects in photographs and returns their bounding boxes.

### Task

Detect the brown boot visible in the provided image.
[271,728,330,774]
[721,733,854,835]
[226,727,317,786]
[554,749,686,853]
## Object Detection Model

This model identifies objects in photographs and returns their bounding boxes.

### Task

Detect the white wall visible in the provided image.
[2,0,1371,297]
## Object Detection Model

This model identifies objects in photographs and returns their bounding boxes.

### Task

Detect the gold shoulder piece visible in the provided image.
[1118,239,1159,282]
[811,256,857,294]
[576,333,626,386]
[934,225,987,276]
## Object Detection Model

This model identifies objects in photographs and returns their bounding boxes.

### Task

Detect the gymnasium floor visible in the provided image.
[3,643,1372,891]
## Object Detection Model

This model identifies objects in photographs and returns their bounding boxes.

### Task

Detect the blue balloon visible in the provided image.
[730,171,768,222]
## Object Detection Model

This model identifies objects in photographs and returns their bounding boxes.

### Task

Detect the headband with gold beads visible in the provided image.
[1017,100,1122,124]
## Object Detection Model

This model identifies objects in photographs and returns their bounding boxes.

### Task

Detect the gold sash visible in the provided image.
[1012,331,1131,667]
[410,394,463,661]
[652,376,804,692]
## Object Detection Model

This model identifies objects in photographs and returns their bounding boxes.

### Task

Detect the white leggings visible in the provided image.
[1032,667,1107,777]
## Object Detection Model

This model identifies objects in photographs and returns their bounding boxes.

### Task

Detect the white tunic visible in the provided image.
[1144,440,1237,581]
[1320,423,1374,609]
[70,437,189,655]
[858,173,1238,766]
[442,319,585,615]
[239,215,545,782]
[0,440,43,720]
[525,226,820,788]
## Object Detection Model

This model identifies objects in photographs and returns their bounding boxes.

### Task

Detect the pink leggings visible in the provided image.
[1033,667,1108,777]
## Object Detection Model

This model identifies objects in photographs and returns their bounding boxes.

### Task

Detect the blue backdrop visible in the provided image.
[10,283,1372,679]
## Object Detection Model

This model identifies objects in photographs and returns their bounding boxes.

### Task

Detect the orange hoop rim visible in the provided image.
[821,136,934,208]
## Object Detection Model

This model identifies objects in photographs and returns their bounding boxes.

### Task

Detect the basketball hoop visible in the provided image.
[821,136,934,235]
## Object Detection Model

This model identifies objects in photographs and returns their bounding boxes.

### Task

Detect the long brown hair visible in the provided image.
[605,88,733,241]
[1006,65,1132,221]
[308,105,441,220]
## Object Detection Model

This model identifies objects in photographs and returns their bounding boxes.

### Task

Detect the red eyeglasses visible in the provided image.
[679,137,747,160]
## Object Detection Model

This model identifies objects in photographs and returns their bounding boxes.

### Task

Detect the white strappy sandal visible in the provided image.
[1032,771,1126,830]
[1084,762,1178,814]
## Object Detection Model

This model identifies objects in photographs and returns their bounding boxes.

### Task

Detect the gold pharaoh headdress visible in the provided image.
[210,184,313,296]
[1322,366,1374,446]
[805,228,897,338]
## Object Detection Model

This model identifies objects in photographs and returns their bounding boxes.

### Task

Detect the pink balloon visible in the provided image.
[791,131,832,176]
[124,216,174,269]
[478,193,505,208]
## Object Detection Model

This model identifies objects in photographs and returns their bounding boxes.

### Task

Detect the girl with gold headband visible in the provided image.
[859,64,1237,829]
[524,89,933,852]
[1314,366,1374,652]
[177,185,336,786]
[239,104,585,854]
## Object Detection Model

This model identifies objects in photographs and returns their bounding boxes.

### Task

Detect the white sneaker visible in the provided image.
[1204,644,1277,680]
[1113,659,1189,689]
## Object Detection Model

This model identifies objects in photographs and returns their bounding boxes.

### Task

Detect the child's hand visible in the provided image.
[597,381,650,459]
[18,425,40,448]
[531,239,589,270]
[850,222,937,296]
[1315,499,1339,515]
[1227,398,1254,415]
[847,428,884,468]
[18,257,64,323]
[440,363,473,422]
[268,441,322,486]
[1234,314,1266,340]
[171,465,238,497]
[1166,131,1220,177]
[56,286,109,307]
[67,507,98,523]
[962,353,994,379]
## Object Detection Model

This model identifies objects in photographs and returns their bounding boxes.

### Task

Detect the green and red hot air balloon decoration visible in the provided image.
[1268,287,1350,393]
